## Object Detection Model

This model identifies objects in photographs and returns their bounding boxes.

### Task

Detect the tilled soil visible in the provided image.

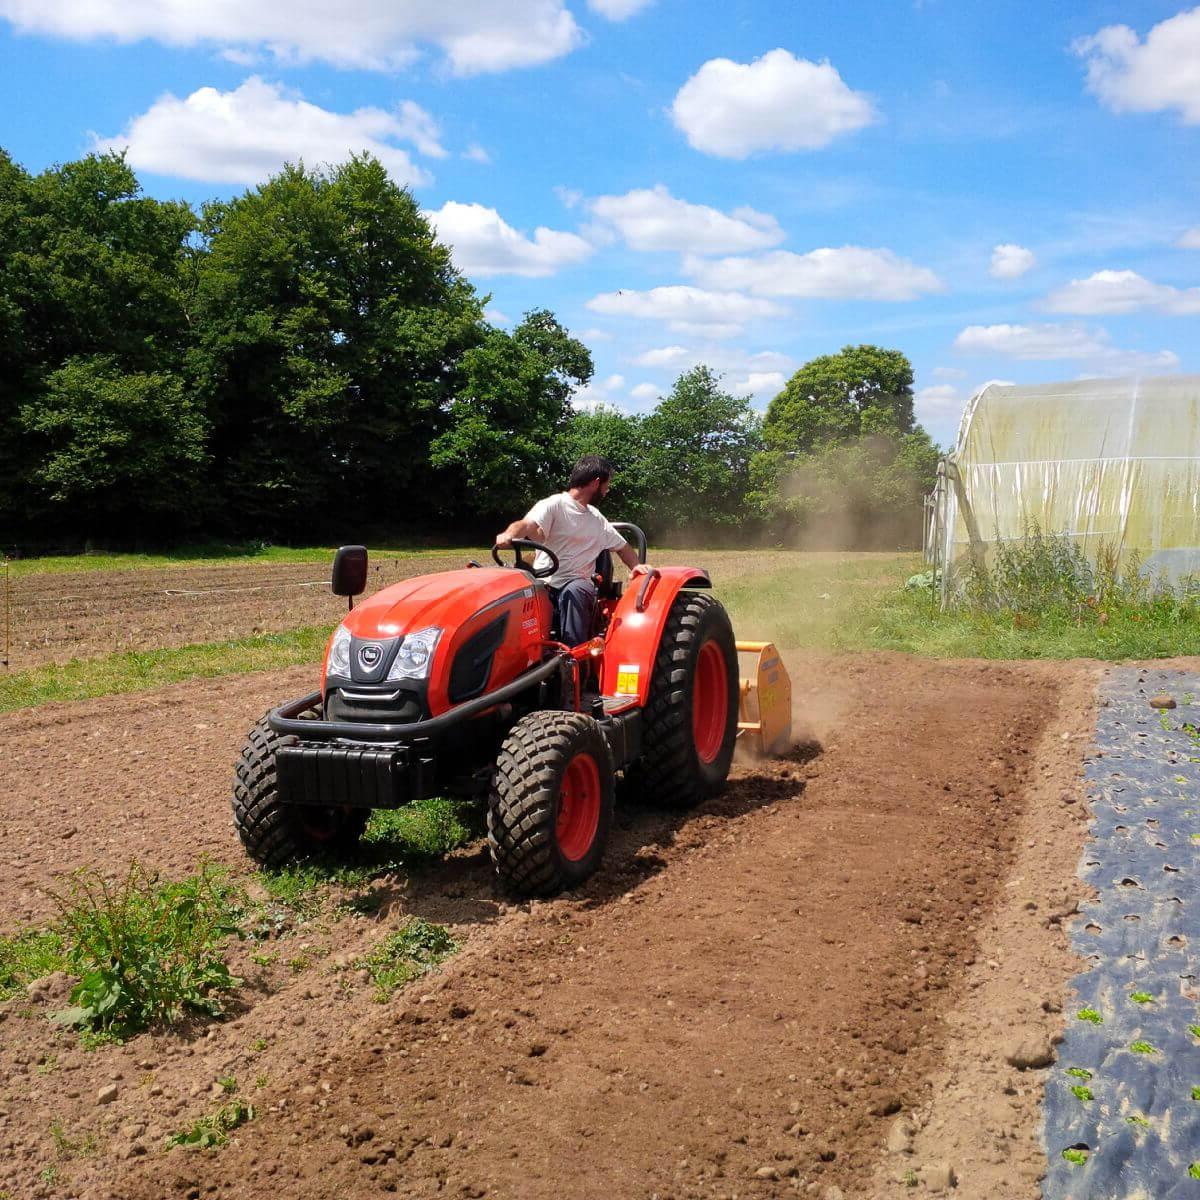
[6,551,889,671]
[7,557,467,670]
[0,651,1092,1199]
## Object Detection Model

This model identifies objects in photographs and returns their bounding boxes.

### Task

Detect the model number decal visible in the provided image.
[615,663,640,695]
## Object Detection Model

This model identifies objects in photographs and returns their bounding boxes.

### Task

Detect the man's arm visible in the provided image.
[615,542,650,576]
[495,517,547,548]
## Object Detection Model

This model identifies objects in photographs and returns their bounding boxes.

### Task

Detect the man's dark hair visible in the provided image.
[568,455,615,490]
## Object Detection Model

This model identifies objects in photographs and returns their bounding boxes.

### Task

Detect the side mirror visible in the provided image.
[331,545,368,603]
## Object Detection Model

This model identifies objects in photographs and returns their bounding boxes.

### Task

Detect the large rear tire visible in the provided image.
[625,591,738,809]
[488,711,614,896]
[232,713,368,868]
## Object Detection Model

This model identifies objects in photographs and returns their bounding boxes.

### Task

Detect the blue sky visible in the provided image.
[2,0,1199,446]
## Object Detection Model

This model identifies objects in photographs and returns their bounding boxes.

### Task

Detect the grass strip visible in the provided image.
[4,543,480,576]
[720,556,1200,660]
[0,626,333,713]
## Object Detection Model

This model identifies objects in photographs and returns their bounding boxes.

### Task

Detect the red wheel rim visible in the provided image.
[300,807,347,842]
[556,752,601,862]
[693,640,728,765]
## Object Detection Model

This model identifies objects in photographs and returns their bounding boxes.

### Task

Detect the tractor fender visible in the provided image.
[599,567,711,705]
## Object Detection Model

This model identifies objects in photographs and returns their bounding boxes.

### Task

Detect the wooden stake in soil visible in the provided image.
[2,558,9,670]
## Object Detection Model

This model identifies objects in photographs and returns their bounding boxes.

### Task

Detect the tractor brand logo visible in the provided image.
[358,643,383,670]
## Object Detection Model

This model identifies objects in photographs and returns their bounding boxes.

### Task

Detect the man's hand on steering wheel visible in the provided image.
[629,563,651,578]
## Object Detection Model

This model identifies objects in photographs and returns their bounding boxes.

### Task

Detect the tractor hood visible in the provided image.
[342,567,533,640]
[323,566,552,717]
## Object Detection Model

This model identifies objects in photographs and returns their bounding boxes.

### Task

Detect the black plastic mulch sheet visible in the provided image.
[1041,667,1200,1199]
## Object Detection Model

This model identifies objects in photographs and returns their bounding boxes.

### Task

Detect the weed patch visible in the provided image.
[51,864,244,1039]
[168,1099,255,1150]
[0,928,67,1000]
[355,919,457,1001]
[363,797,475,860]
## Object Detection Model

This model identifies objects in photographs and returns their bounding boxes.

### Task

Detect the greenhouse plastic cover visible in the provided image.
[937,375,1200,582]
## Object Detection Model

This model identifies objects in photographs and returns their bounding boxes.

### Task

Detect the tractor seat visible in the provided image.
[593,549,623,601]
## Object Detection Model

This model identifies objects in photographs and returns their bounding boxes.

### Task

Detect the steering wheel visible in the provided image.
[492,538,559,580]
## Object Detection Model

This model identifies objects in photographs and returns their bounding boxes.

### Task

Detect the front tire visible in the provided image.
[232,713,368,868]
[625,591,739,809]
[488,711,614,896]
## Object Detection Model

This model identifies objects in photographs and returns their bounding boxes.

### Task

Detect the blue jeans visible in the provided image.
[551,578,597,646]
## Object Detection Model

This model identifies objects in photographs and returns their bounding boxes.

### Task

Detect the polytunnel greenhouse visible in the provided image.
[927,375,1200,606]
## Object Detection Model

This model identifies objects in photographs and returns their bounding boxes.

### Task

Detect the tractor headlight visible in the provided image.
[327,625,352,677]
[388,627,442,681]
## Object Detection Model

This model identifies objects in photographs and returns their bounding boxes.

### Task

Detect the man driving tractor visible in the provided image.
[495,455,651,646]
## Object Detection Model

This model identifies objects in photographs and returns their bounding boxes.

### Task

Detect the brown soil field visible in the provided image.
[0,649,1100,1200]
[5,550,892,671]
[7,556,467,670]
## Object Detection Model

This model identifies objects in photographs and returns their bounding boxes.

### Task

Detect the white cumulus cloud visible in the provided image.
[1179,227,1200,249]
[953,323,1179,372]
[632,345,691,368]
[586,0,654,18]
[683,246,942,300]
[571,373,631,412]
[933,366,967,380]
[589,185,784,253]
[586,286,785,339]
[915,384,963,423]
[1042,269,1200,315]
[92,78,436,185]
[1074,7,1200,123]
[425,201,593,277]
[990,243,1036,279]
[630,382,660,401]
[730,371,786,401]
[0,0,585,74]
[670,48,875,158]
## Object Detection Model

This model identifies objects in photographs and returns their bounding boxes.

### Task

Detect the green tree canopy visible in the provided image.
[753,346,936,547]
[192,154,484,535]
[430,310,592,516]
[763,344,915,454]
[2,150,197,533]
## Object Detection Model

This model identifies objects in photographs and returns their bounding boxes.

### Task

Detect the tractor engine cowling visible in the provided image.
[321,568,553,721]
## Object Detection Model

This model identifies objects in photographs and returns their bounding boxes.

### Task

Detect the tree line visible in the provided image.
[0,149,938,553]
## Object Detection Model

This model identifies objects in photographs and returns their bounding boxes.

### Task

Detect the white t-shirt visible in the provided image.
[525,492,626,589]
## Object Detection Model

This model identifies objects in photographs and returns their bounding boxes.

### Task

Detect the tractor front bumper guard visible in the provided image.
[266,656,565,809]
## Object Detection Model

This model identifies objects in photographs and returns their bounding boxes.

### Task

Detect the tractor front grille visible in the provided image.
[325,686,424,725]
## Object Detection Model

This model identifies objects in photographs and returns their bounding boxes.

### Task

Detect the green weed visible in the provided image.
[1070,1086,1094,1102]
[355,919,457,1001]
[0,928,67,1000]
[1130,1040,1157,1054]
[1127,1114,1150,1128]
[1077,1008,1103,1025]
[167,1099,255,1150]
[50,864,244,1039]
[1065,1067,1093,1080]
[50,1119,96,1159]
[217,1076,237,1094]
[1189,1025,1200,1040]
[1129,991,1154,1004]
[250,1038,268,1053]
[1191,1086,1200,1101]
[363,797,474,860]
[1062,1148,1089,1166]
[1189,1164,1200,1180]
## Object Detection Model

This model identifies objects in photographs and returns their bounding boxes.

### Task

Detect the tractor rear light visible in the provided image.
[387,627,442,681]
[587,637,605,658]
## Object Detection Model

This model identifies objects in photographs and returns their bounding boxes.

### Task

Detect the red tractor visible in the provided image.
[233,529,790,896]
